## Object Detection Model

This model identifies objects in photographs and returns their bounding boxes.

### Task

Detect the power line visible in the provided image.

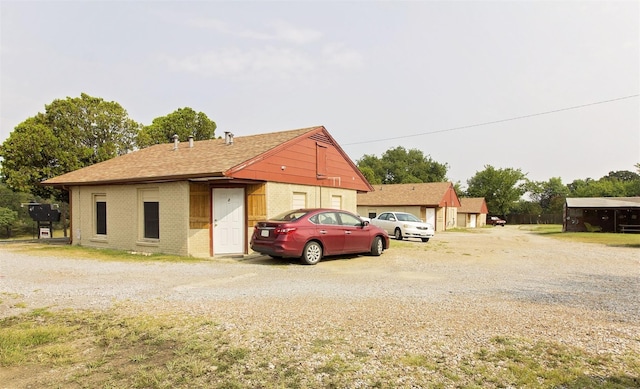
[343,94,639,146]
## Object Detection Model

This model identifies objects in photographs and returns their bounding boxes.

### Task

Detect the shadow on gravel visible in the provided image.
[608,243,640,248]
[241,253,365,266]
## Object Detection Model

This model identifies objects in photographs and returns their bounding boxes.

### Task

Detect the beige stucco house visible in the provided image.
[356,182,461,231]
[456,197,489,228]
[42,126,373,257]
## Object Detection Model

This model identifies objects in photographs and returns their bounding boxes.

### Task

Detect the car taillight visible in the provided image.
[275,227,297,234]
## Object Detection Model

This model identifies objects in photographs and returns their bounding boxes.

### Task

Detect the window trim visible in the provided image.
[92,194,107,241]
[292,192,307,210]
[331,195,342,210]
[138,188,160,243]
[143,201,160,239]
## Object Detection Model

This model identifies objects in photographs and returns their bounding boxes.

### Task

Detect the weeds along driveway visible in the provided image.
[1,226,639,358]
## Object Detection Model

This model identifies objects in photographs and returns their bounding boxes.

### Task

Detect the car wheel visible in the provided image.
[394,228,403,240]
[370,236,383,256]
[421,238,429,242]
[301,241,322,265]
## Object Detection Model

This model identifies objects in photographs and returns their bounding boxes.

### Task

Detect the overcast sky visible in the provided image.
[1,1,638,188]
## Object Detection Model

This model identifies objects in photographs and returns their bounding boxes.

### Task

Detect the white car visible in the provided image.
[370,211,435,242]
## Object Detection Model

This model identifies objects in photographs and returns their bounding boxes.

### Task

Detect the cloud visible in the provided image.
[268,20,323,44]
[322,43,363,70]
[164,20,362,79]
[164,46,316,79]
[188,17,322,44]
[162,17,364,80]
[165,43,363,80]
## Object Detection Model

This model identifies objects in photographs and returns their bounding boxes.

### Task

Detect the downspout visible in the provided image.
[444,201,447,231]
[65,185,71,242]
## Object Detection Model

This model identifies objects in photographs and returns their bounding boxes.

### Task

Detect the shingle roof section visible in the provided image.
[357,182,453,206]
[43,127,321,185]
[566,197,640,208]
[458,198,487,213]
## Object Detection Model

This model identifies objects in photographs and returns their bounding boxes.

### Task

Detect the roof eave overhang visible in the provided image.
[358,203,442,207]
[567,205,640,209]
[42,172,228,187]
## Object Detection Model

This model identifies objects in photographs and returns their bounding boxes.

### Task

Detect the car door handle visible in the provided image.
[345,231,351,234]
[320,230,328,234]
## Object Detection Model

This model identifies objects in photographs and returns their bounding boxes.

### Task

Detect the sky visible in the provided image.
[1,1,638,189]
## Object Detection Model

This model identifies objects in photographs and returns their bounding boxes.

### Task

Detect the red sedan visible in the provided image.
[250,208,390,265]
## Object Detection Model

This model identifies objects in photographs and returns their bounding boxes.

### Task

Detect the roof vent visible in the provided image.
[188,135,194,148]
[224,131,234,145]
[173,134,179,150]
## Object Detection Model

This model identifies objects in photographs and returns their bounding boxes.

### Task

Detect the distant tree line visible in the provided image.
[357,147,640,220]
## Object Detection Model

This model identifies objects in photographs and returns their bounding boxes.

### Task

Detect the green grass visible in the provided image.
[1,309,637,388]
[520,224,640,248]
[5,243,205,263]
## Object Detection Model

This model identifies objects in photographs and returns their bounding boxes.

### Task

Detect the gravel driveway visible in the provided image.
[1,226,639,378]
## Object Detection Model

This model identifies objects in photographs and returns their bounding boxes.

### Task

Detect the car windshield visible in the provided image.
[271,210,310,221]
[397,213,421,222]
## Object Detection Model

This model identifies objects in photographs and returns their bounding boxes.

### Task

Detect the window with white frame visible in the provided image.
[331,195,342,209]
[292,192,306,209]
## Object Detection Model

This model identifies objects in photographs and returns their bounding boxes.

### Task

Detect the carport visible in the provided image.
[563,197,640,233]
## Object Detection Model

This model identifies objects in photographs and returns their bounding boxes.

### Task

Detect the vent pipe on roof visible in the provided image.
[173,134,179,150]
[224,131,234,145]
[188,135,194,148]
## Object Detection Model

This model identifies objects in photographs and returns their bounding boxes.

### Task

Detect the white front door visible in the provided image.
[213,188,244,254]
[425,208,436,227]
[470,214,477,228]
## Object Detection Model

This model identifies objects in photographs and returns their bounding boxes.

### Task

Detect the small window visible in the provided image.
[331,195,342,209]
[96,200,107,235]
[292,192,306,210]
[139,189,160,240]
[144,202,159,239]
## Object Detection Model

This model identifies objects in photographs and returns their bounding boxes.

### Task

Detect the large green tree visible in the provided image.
[0,207,18,238]
[0,93,139,200]
[567,170,640,198]
[524,177,570,214]
[137,107,217,148]
[465,165,526,216]
[357,146,448,184]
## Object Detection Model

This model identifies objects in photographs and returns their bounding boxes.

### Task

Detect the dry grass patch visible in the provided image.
[4,243,205,262]
[1,308,638,388]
